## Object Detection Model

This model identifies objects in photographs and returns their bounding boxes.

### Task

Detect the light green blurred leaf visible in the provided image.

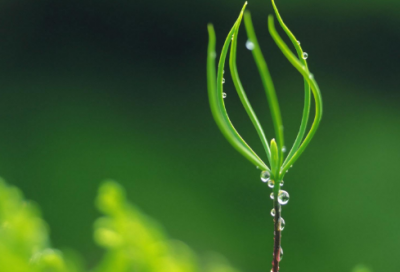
[93,180,241,272]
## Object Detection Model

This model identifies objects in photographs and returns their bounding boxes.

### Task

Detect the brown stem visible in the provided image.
[272,183,281,272]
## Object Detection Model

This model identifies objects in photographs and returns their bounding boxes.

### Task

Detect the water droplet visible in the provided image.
[231,34,234,41]
[271,208,275,217]
[261,171,270,182]
[286,170,288,173]
[210,52,216,58]
[280,247,283,261]
[278,217,286,231]
[223,70,225,74]
[262,177,270,184]
[297,40,301,45]
[309,73,314,80]
[278,190,290,205]
[267,179,274,188]
[282,146,287,152]
[222,78,225,84]
[302,52,308,60]
[290,165,293,168]
[280,180,284,187]
[256,166,259,169]
[222,93,227,99]
[246,40,255,50]
[270,192,274,200]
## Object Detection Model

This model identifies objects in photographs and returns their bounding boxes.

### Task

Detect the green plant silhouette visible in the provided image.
[207,1,322,270]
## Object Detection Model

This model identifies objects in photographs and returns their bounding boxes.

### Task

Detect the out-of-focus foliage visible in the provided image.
[93,180,240,272]
[93,180,200,272]
[0,179,240,272]
[0,179,79,272]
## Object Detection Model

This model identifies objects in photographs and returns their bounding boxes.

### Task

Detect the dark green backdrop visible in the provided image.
[0,0,399,271]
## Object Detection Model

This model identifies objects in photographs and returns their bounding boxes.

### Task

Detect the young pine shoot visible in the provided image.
[207,1,323,271]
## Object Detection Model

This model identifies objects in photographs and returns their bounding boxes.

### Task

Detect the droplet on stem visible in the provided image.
[278,217,285,231]
[271,208,275,217]
[267,179,274,188]
[270,192,274,200]
[302,52,308,60]
[278,190,289,205]
[222,93,227,99]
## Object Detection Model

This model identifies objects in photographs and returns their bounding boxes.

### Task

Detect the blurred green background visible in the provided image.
[0,0,399,271]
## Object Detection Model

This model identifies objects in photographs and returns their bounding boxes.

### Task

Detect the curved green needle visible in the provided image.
[207,4,269,171]
[229,4,271,164]
[271,0,312,170]
[268,16,323,178]
[243,11,285,166]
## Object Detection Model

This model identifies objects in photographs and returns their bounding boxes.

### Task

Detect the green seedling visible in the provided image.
[207,1,323,271]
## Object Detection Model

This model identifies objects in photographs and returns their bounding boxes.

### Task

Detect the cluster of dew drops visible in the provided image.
[260,170,289,232]
[260,148,290,264]
[222,70,227,99]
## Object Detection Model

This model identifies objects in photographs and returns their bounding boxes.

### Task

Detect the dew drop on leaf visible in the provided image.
[245,40,255,50]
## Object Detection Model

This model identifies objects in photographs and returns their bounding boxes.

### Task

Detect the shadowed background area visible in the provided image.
[0,0,399,271]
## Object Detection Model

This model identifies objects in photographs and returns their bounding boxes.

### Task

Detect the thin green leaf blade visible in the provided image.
[207,6,268,171]
[229,4,271,164]
[267,16,323,177]
[270,139,279,179]
[271,0,312,168]
[243,11,285,165]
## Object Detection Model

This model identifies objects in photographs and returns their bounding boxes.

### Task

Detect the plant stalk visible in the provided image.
[272,180,281,272]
